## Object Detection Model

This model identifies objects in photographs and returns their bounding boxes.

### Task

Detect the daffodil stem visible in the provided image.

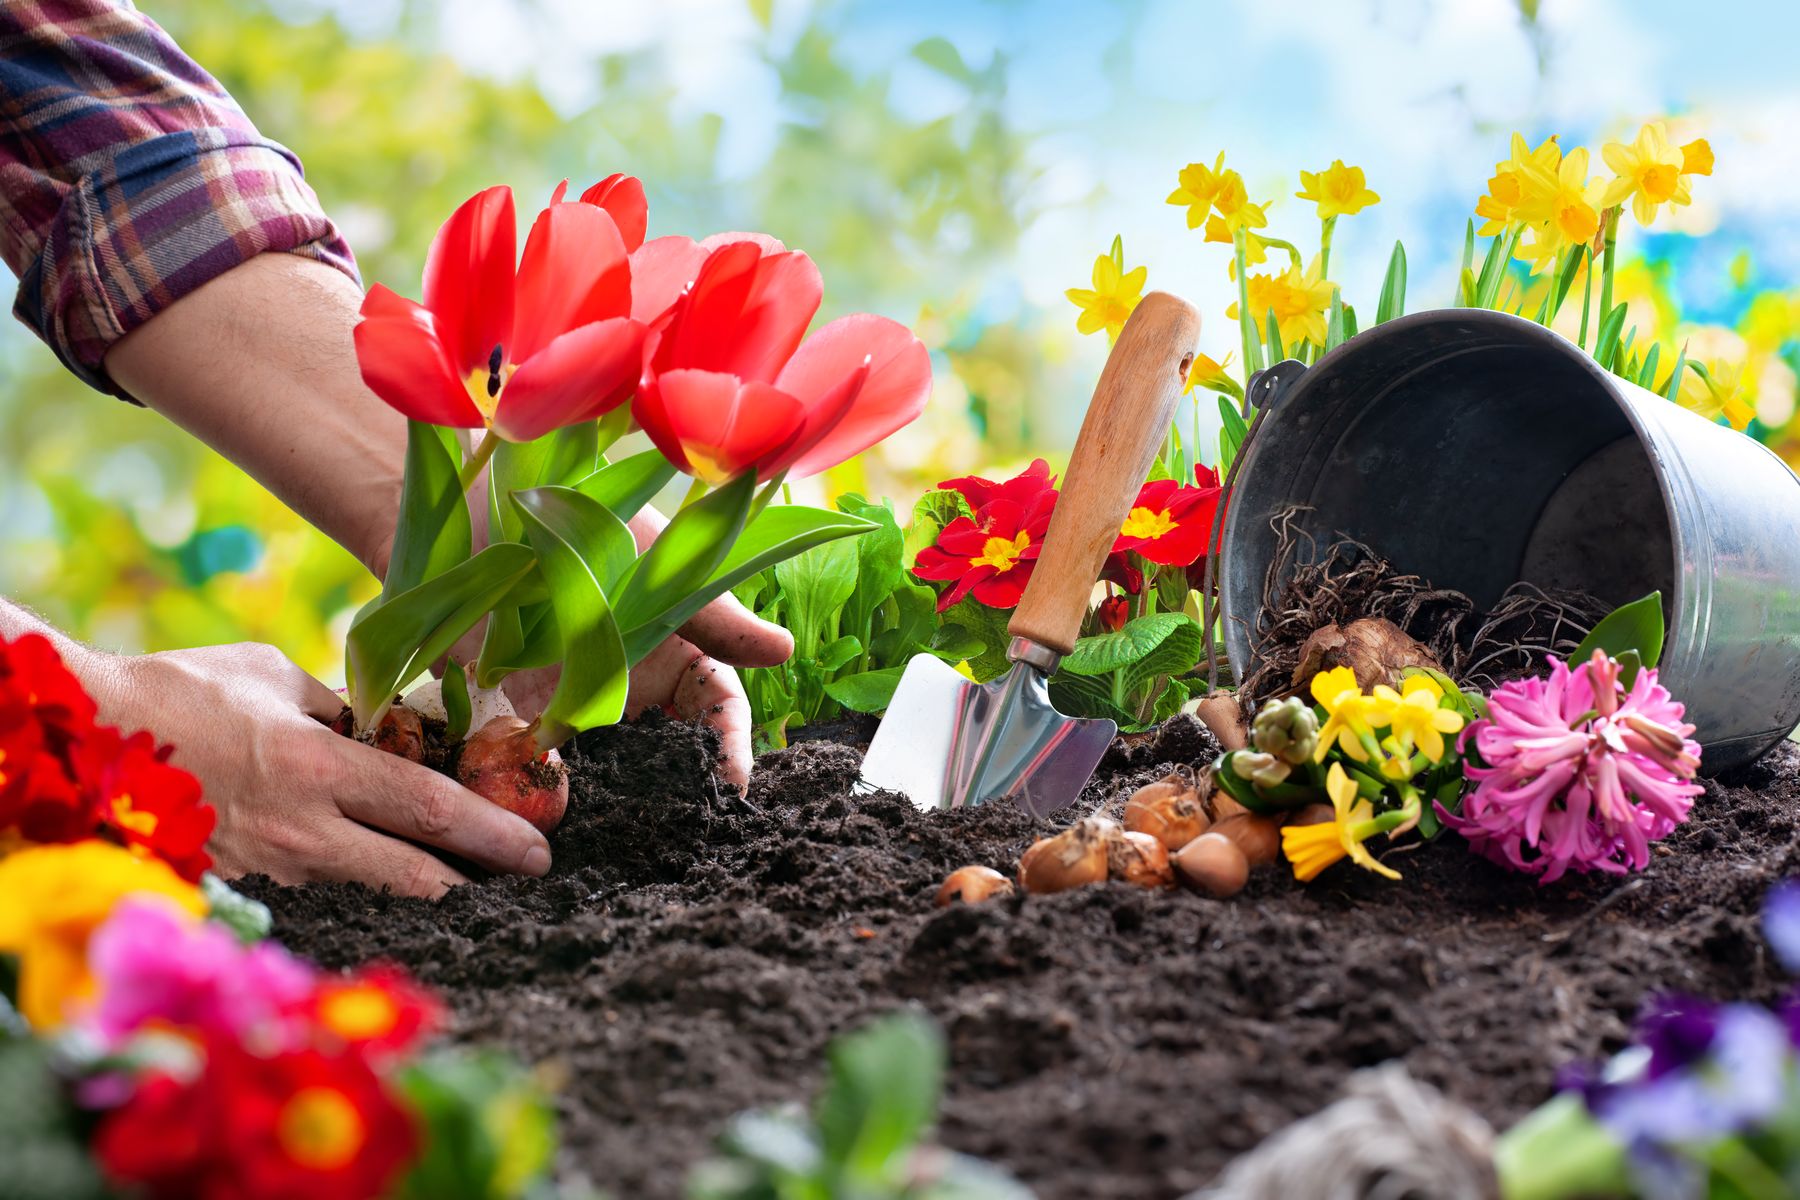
[1577,244,1595,350]
[1318,214,1337,281]
[1232,227,1259,413]
[680,475,711,510]
[1598,206,1620,333]
[459,430,500,493]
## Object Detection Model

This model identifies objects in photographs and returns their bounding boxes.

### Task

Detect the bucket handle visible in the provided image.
[1199,357,1307,695]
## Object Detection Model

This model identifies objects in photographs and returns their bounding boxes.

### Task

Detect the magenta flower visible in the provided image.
[1438,650,1701,883]
[84,899,315,1048]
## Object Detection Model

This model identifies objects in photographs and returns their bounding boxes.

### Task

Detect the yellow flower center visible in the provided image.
[318,984,402,1041]
[462,344,516,424]
[971,532,1029,572]
[1120,506,1176,540]
[277,1087,367,1171]
[1641,163,1680,202]
[1554,196,1599,244]
[110,793,158,838]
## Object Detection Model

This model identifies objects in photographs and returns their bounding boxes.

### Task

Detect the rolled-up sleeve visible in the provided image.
[0,0,358,399]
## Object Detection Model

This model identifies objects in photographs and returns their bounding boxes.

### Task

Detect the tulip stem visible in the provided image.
[459,430,500,493]
[748,475,786,525]
[679,475,710,510]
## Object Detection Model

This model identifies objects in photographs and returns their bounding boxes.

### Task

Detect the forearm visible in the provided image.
[102,253,406,578]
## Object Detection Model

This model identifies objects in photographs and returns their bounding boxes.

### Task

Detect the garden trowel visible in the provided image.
[860,292,1201,816]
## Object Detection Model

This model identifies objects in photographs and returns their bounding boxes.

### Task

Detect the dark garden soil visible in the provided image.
[239,712,1800,1200]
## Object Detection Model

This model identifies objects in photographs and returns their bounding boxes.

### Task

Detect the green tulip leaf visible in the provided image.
[1572,591,1665,676]
[514,489,631,743]
[384,421,471,602]
[1376,240,1407,325]
[572,449,678,523]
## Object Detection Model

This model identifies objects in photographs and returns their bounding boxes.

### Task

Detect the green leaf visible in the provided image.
[1550,248,1585,321]
[1150,676,1191,726]
[816,1013,944,1183]
[1594,303,1629,370]
[1218,393,1249,471]
[818,635,863,673]
[1061,612,1194,677]
[571,449,678,523]
[393,1049,557,1200]
[473,600,562,688]
[384,421,471,603]
[1460,219,1476,282]
[868,582,943,664]
[612,473,756,650]
[1459,266,1478,308]
[621,498,876,664]
[1123,614,1203,692]
[835,493,907,646]
[441,658,471,740]
[513,489,632,741]
[1637,342,1662,389]
[942,597,1014,682]
[1474,226,1522,310]
[774,538,860,657]
[905,488,975,564]
[1664,343,1689,401]
[486,424,599,546]
[1341,303,1359,341]
[1047,672,1134,725]
[824,666,907,713]
[348,543,536,728]
[1376,240,1407,324]
[1325,287,1346,351]
[1572,591,1665,676]
[1264,308,1284,361]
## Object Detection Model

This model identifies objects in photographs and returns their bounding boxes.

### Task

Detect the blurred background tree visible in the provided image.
[1,0,1794,683]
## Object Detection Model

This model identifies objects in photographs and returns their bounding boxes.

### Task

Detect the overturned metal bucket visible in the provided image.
[1219,308,1800,773]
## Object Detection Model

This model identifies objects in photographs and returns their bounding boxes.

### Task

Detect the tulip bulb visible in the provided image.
[370,705,425,764]
[457,715,569,835]
[1107,829,1176,889]
[1123,777,1210,851]
[1174,832,1250,898]
[936,866,1015,907]
[1018,816,1115,895]
[1212,813,1282,867]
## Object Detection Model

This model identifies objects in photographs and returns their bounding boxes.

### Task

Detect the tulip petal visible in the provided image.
[698,230,789,255]
[661,243,823,383]
[628,236,707,327]
[578,174,648,251]
[511,202,632,364]
[422,186,516,377]
[773,314,932,477]
[354,285,485,428]
[635,369,803,485]
[492,318,647,444]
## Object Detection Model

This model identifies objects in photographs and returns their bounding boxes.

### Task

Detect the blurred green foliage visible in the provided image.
[0,0,1046,681]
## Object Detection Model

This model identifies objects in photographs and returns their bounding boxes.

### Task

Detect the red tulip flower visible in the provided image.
[1111,466,1227,567]
[354,184,648,443]
[913,459,1059,611]
[629,235,931,484]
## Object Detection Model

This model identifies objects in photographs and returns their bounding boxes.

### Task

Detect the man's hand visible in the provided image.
[89,642,551,899]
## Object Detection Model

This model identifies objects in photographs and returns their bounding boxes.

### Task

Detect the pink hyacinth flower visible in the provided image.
[84,898,315,1049]
[1437,650,1702,884]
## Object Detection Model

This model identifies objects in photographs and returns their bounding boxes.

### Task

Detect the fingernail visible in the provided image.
[522,844,551,876]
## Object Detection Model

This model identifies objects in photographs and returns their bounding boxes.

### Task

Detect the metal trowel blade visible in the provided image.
[857,654,1117,818]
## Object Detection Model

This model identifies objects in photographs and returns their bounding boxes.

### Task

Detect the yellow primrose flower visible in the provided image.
[1515,146,1604,275]
[1670,358,1755,431]
[1167,152,1226,230]
[1227,257,1336,350]
[1296,160,1380,219]
[0,840,206,1029]
[1381,675,1466,765]
[1066,249,1147,343]
[1202,171,1270,245]
[1474,133,1562,236]
[1601,121,1701,227]
[1280,762,1402,883]
[1184,350,1236,394]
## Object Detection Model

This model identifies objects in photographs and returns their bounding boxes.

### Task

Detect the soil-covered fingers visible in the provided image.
[675,592,794,668]
[672,648,754,791]
[329,737,552,878]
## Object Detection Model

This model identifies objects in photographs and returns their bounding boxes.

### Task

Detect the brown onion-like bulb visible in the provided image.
[1173,832,1249,898]
[1212,812,1282,867]
[1107,828,1175,889]
[1287,803,1336,828]
[936,866,1015,907]
[1018,816,1115,894]
[1123,777,1209,851]
[457,715,569,835]
[370,704,425,764]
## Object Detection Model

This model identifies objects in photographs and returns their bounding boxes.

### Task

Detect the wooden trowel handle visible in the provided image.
[1008,291,1201,656]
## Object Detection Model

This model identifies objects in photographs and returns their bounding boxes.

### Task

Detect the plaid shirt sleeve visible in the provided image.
[0,0,358,399]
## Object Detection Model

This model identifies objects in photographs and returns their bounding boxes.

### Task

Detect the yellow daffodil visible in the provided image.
[1184,350,1236,394]
[1227,257,1336,350]
[1202,171,1269,245]
[1602,121,1706,227]
[1280,762,1402,883]
[1474,133,1562,236]
[0,840,206,1029]
[1308,666,1390,763]
[1167,152,1226,230]
[1297,160,1379,219]
[1380,675,1466,765]
[1066,248,1147,343]
[1670,358,1755,431]
[1515,145,1605,275]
